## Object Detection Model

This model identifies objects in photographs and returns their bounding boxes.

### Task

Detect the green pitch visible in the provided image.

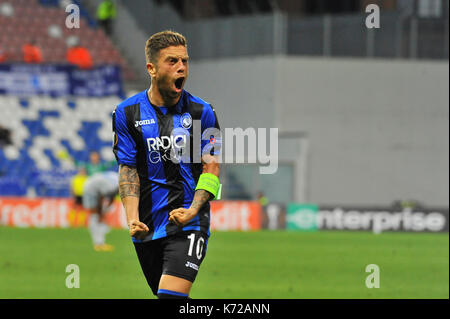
[0,227,448,299]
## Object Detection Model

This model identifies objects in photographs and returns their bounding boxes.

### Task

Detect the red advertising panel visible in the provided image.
[0,198,263,231]
[210,201,262,231]
[0,197,127,228]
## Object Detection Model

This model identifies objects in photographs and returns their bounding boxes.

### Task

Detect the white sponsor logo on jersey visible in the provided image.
[146,135,187,151]
[135,119,155,127]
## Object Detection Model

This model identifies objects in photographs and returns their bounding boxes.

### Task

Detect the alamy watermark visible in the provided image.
[365,4,380,29]
[65,3,80,29]
[65,264,80,288]
[115,117,280,174]
[146,124,278,174]
[365,264,380,288]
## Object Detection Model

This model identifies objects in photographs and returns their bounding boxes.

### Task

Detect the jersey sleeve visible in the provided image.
[112,107,137,166]
[200,104,221,156]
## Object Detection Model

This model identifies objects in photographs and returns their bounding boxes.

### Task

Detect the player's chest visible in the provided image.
[134,108,194,157]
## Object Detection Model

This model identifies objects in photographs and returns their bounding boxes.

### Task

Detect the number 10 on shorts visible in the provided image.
[187,233,205,260]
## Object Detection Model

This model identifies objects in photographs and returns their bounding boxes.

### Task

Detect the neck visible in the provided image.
[148,84,179,107]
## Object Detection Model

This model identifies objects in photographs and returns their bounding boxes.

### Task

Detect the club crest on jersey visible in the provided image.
[180,113,192,129]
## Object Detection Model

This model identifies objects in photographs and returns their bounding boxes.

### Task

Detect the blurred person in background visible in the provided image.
[0,125,12,146]
[97,0,116,36]
[66,38,93,69]
[257,191,268,207]
[82,171,119,251]
[71,167,88,208]
[392,199,423,210]
[22,40,43,64]
[257,191,269,216]
[79,151,116,176]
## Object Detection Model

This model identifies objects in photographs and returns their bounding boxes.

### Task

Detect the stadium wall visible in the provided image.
[186,57,449,207]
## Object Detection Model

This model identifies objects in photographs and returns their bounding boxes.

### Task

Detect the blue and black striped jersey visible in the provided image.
[113,89,220,242]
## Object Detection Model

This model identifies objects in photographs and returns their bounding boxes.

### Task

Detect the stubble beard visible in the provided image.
[155,74,180,106]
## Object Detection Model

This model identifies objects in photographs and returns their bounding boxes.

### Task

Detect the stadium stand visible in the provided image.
[0,94,121,196]
[0,0,447,205]
[0,0,137,196]
[0,0,135,80]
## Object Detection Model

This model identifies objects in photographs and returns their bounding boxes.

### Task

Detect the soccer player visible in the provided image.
[82,171,119,251]
[113,30,221,299]
[71,167,87,208]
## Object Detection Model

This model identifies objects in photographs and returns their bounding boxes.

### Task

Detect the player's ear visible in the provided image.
[147,62,156,78]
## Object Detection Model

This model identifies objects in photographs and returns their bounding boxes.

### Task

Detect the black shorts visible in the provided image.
[133,230,209,295]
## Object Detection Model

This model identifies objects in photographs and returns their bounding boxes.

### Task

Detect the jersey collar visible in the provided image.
[144,89,186,115]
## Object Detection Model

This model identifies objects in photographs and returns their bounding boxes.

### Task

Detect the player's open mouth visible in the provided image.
[174,77,184,90]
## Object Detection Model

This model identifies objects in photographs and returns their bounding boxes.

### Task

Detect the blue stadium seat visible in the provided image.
[0,95,121,197]
[19,98,29,108]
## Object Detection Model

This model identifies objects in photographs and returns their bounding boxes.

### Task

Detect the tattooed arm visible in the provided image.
[119,164,149,238]
[189,153,220,210]
[169,154,220,226]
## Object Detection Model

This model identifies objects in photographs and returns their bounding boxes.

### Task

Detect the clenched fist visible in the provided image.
[168,208,197,227]
[128,220,149,240]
